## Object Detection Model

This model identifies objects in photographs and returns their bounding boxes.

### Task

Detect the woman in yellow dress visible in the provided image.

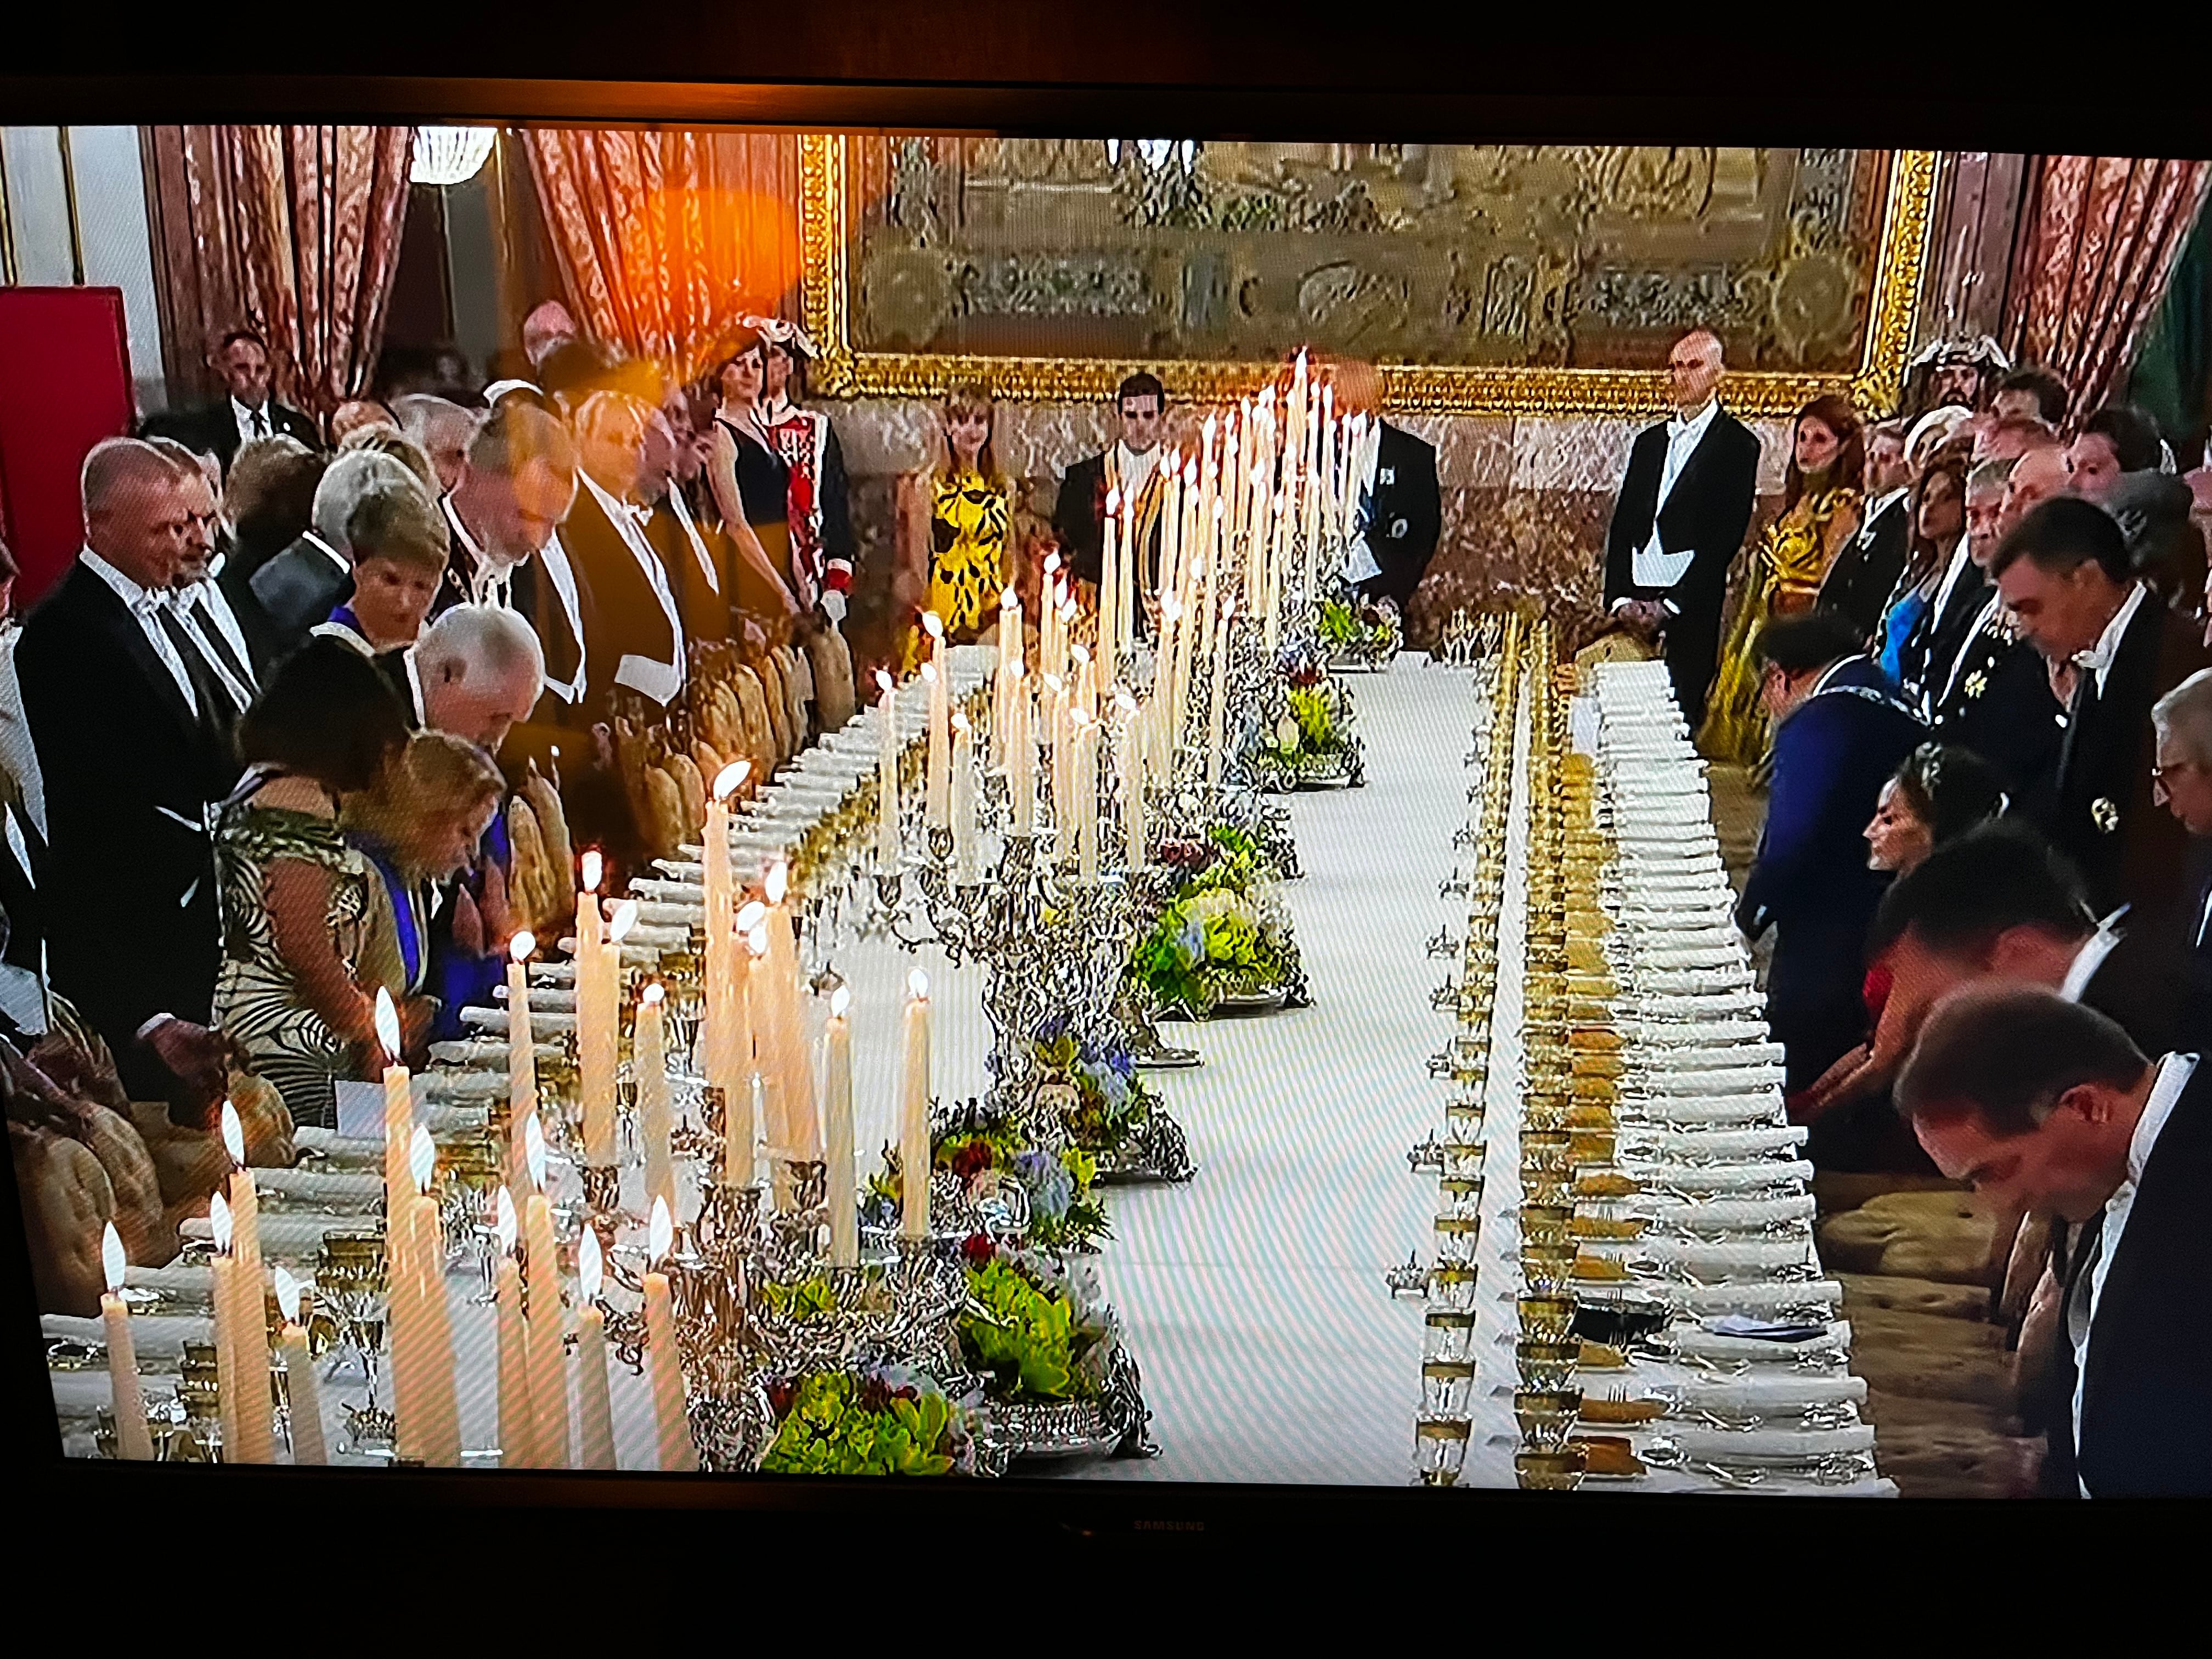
[894,383,1012,668]
[1698,394,1865,765]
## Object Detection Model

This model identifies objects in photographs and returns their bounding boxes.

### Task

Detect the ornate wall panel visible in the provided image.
[801,137,1937,416]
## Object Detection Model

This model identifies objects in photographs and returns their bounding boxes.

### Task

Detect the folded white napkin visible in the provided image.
[122,1263,215,1305]
[179,1210,359,1259]
[45,1310,215,1362]
[1668,1319,1849,1362]
[1652,1423,1875,1462]
[1635,1193,1817,1229]
[1630,967,1758,995]
[1677,1373,1867,1412]
[1626,1157,1817,1193]
[1636,1069,1788,1103]
[462,1006,578,1036]
[1672,1279,1843,1316]
[1622,1094,1785,1127]
[428,1037,560,1067]
[1624,1019,1770,1048]
[1635,1237,1818,1274]
[1630,1125,1808,1159]
[1625,991,1767,1021]
[420,1069,509,1103]
[253,1166,383,1206]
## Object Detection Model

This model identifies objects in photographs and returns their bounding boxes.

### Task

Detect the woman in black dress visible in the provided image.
[706,329,803,623]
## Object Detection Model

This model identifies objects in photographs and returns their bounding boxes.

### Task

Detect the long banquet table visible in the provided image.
[48,648,1888,1493]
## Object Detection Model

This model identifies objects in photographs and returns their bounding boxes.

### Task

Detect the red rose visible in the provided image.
[962,1232,996,1265]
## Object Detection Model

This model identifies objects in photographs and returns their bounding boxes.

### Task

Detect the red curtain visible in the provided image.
[144,125,414,423]
[523,129,803,388]
[2003,154,2211,419]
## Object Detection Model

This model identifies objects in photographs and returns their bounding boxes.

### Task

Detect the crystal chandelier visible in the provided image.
[1104,139,1199,174]
[410,127,498,187]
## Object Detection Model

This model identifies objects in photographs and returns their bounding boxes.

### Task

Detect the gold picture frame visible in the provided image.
[798,137,1938,419]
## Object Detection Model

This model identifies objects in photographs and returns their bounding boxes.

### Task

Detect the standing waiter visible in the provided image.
[1602,329,1761,732]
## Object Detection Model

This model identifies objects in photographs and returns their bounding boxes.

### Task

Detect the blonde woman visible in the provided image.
[894,383,1012,665]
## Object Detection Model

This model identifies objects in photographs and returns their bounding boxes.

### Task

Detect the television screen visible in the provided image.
[8,102,2209,1506]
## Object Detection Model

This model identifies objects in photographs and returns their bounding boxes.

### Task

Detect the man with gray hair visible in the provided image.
[16,437,241,1100]
[400,601,545,755]
[391,393,478,495]
[2152,666,2212,1042]
[250,449,430,659]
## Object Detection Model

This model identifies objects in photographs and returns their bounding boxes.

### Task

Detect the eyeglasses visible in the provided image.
[2151,759,2198,784]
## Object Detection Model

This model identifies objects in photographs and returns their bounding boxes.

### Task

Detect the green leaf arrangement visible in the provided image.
[759,1372,960,1477]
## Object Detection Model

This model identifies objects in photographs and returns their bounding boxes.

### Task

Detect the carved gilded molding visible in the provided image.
[800,138,1938,420]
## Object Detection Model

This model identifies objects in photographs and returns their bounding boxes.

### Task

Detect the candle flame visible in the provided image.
[831,985,851,1019]
[920,661,936,684]
[1043,551,1061,574]
[1105,487,1121,514]
[1043,673,1064,694]
[608,899,639,943]
[1059,596,1077,619]
[210,1190,233,1254]
[1161,594,1181,619]
[409,1122,436,1195]
[1000,585,1019,611]
[921,610,945,640]
[1184,459,1198,484]
[648,1194,673,1262]
[1071,642,1088,665]
[495,1186,517,1253]
[873,668,894,694]
[274,1263,301,1325]
[524,1114,548,1192]
[1116,690,1139,715]
[747,923,770,957]
[766,859,788,905]
[712,759,749,801]
[509,929,535,964]
[373,986,402,1058]
[219,1098,245,1167]
[951,709,972,734]
[908,967,930,1000]
[1070,706,1093,729]
[579,1223,603,1301]
[733,899,765,933]
[102,1221,126,1293]
[580,849,603,893]
[1008,658,1025,685]
[641,980,665,1006]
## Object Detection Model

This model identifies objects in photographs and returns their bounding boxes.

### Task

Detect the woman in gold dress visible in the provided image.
[213,646,414,1128]
[1698,395,1865,765]
[894,383,1011,668]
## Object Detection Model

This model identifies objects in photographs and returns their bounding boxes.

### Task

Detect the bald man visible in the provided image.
[1602,329,1762,731]
[16,438,244,1098]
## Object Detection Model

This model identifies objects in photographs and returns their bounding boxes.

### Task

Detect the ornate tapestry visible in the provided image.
[801,138,1936,415]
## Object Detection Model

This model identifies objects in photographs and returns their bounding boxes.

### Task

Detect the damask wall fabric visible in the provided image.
[2004,154,2211,419]
[143,125,414,420]
[524,129,802,388]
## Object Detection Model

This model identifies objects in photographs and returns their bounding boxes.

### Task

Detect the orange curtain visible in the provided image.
[522,129,803,388]
[145,125,414,424]
[2003,155,2211,419]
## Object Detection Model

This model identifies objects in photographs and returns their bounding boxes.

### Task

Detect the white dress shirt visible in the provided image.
[80,549,198,717]
[1627,398,1719,597]
[579,472,685,706]
[1111,441,1159,496]
[2075,582,2148,698]
[298,529,349,577]
[231,397,275,447]
[0,623,48,840]
[178,561,258,704]
[2058,907,2128,1001]
[533,530,589,707]
[1341,419,1387,585]
[2073,1049,2198,1494]
[1925,541,1975,634]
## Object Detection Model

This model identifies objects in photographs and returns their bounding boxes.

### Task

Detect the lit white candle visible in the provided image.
[643,1197,696,1471]
[217,1104,275,1464]
[574,1226,617,1470]
[994,585,1021,768]
[401,1122,461,1466]
[273,1266,325,1465]
[208,1194,243,1458]
[874,669,901,867]
[1042,554,1063,681]
[899,969,932,1242]
[1007,662,1035,837]
[823,985,857,1267]
[522,1122,568,1469]
[577,853,617,1166]
[1072,708,1099,884]
[762,861,820,1164]
[636,981,674,1221]
[702,761,748,1092]
[923,613,949,827]
[723,900,764,1184]
[1207,592,1237,791]
[504,931,538,1201]
[1116,691,1145,871]
[376,987,413,1218]
[951,709,978,885]
[1100,488,1121,696]
[493,1187,534,1467]
[99,1223,153,1460]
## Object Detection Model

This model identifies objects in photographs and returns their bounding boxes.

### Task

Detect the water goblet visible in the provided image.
[1422,1310,1478,1363]
[1514,1339,1581,1391]
[1426,1264,1479,1312]
[1415,1413,1472,1487]
[1517,1293,1576,1344]
[1514,1444,1589,1492]
[1514,1386,1583,1449]
[1421,1359,1476,1417]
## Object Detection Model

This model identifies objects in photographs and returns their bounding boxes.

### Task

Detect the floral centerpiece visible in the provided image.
[1246,661,1364,790]
[955,1244,1118,1403]
[1128,825,1304,1017]
[861,1101,1110,1253]
[1317,593,1402,669]
[759,1365,978,1476]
